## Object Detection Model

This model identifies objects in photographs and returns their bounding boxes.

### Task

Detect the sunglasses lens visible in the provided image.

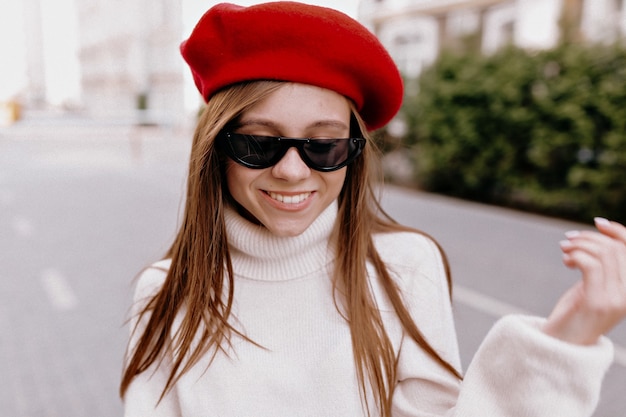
[228,134,282,167]
[221,133,363,171]
[303,139,355,169]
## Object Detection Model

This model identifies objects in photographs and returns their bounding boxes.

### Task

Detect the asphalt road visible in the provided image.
[1,120,624,416]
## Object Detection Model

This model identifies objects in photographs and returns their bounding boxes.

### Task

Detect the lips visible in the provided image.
[267,191,312,204]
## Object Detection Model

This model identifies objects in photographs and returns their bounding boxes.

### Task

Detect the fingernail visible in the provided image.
[565,230,580,238]
[559,239,573,248]
[594,217,611,226]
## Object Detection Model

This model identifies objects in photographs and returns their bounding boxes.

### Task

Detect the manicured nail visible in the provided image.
[559,239,573,248]
[594,217,610,226]
[565,230,580,238]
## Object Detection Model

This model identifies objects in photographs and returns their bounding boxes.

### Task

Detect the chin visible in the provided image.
[264,220,313,237]
[267,227,308,238]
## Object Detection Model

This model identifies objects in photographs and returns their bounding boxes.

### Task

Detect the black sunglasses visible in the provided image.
[217,132,366,172]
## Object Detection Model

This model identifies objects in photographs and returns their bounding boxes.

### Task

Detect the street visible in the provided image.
[1,121,624,416]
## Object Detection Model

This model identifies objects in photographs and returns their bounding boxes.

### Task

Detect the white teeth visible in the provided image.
[268,192,311,204]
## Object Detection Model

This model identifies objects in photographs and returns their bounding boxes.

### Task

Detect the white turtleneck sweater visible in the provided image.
[124,201,614,417]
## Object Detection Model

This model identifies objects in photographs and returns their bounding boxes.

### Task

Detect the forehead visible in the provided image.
[239,83,352,133]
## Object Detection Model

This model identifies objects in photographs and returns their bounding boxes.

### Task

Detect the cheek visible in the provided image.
[324,169,347,197]
[225,162,266,225]
[225,162,254,203]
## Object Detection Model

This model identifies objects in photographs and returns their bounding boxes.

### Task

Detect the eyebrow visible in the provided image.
[237,118,349,131]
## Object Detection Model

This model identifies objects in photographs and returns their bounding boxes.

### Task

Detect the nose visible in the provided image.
[271,147,311,181]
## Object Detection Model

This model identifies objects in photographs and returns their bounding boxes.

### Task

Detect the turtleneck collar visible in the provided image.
[224,200,338,281]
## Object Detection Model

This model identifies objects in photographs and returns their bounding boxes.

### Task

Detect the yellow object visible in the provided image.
[0,100,21,126]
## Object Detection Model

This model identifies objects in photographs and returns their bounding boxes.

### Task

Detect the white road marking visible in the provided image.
[12,216,34,238]
[40,268,78,311]
[454,285,530,316]
[454,284,626,368]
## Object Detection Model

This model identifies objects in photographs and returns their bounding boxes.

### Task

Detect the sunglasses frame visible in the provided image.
[217,131,366,172]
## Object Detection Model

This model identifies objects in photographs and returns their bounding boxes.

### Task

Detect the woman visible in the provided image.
[120,2,626,416]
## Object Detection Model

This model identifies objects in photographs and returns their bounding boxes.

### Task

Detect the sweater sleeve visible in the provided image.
[123,260,182,417]
[452,315,614,417]
[387,233,614,417]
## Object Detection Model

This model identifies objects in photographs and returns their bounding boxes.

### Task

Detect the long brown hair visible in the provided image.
[120,81,462,416]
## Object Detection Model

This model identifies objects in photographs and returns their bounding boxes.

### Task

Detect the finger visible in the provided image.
[587,228,626,281]
[561,233,626,298]
[561,233,621,274]
[561,231,617,257]
[594,217,626,244]
[562,244,626,319]
[560,244,605,281]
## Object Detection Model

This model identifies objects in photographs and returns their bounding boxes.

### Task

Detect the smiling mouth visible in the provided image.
[267,191,312,204]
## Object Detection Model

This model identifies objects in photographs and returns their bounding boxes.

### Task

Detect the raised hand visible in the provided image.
[543,218,626,345]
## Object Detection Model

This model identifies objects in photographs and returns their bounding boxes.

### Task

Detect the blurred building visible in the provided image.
[21,0,47,108]
[13,0,625,124]
[75,0,185,125]
[5,0,87,115]
[360,0,626,78]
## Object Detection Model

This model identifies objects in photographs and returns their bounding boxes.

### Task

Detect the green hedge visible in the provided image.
[403,43,626,223]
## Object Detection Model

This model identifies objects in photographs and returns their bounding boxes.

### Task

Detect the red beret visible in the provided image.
[180,2,403,131]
